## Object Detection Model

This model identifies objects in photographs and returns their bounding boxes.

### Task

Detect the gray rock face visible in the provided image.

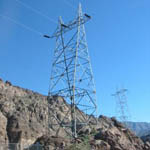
[95,116,146,150]
[0,111,8,143]
[0,79,150,150]
[0,80,48,146]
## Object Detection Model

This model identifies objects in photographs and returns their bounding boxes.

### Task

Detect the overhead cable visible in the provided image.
[0,14,43,36]
[15,0,57,24]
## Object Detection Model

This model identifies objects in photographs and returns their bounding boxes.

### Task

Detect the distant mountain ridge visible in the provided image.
[126,122,150,137]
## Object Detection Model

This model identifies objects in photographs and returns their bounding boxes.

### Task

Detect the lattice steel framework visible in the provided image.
[45,4,97,138]
[112,88,130,123]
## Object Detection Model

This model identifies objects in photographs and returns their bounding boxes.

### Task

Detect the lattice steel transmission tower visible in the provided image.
[112,88,130,123]
[45,4,97,138]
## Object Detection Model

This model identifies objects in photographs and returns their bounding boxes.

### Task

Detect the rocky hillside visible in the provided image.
[33,116,150,150]
[0,79,150,150]
[0,79,48,146]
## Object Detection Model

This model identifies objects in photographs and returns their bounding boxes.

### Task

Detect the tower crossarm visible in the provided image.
[44,14,91,39]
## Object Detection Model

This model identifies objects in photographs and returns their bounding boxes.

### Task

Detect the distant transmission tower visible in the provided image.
[112,88,130,123]
[45,4,97,138]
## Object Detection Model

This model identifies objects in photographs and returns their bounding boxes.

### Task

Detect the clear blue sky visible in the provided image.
[0,0,150,122]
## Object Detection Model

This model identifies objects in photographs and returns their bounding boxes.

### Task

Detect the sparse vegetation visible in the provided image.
[65,135,91,150]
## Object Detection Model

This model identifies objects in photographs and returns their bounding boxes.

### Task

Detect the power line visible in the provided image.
[15,0,57,24]
[0,14,43,36]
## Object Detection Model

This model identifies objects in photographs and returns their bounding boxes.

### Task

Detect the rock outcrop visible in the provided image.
[32,116,150,150]
[0,79,150,150]
[95,116,148,150]
[0,79,48,146]
[0,111,8,143]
